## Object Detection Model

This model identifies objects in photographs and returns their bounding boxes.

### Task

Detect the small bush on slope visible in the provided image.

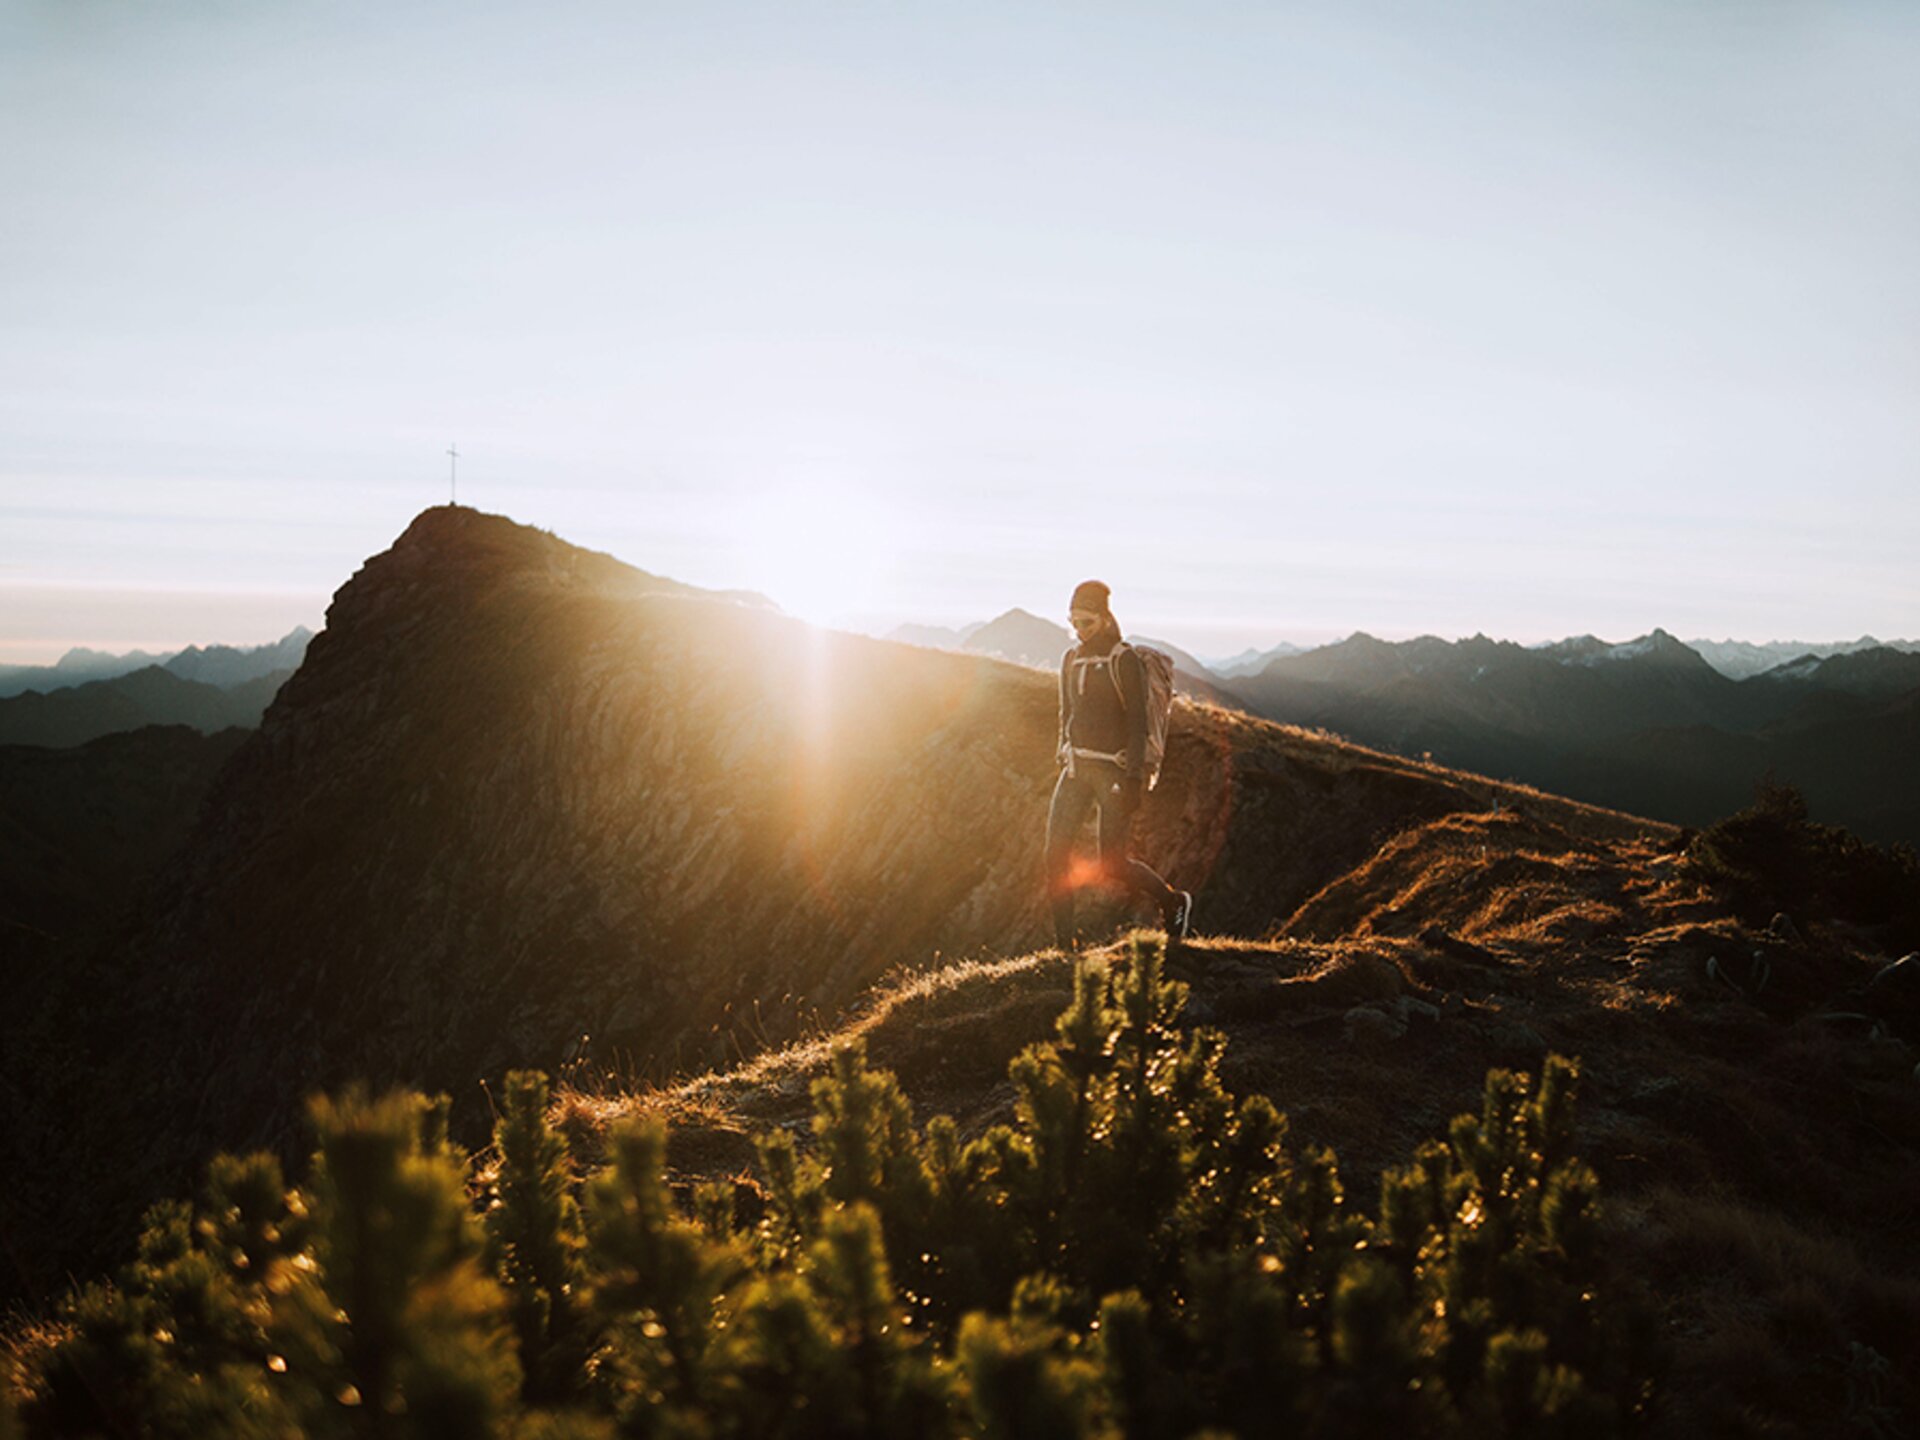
[1686,782,1920,948]
[14,938,1654,1438]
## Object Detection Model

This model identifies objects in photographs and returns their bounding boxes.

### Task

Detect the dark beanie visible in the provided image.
[1070,579,1111,614]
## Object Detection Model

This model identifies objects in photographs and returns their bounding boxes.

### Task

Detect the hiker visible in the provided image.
[1047,579,1193,949]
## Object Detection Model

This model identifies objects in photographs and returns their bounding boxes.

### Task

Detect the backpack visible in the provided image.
[1123,643,1177,790]
[1063,643,1176,789]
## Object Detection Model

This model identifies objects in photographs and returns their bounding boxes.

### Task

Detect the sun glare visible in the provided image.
[728,479,901,628]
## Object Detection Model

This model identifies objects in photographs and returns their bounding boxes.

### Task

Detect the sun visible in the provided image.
[727,477,901,628]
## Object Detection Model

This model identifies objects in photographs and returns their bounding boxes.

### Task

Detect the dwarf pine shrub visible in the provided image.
[12,937,1655,1437]
[1686,781,1920,946]
[485,1070,592,1402]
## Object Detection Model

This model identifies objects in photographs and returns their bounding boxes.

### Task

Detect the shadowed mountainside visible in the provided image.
[0,628,312,701]
[0,726,250,972]
[0,666,293,747]
[1225,631,1920,847]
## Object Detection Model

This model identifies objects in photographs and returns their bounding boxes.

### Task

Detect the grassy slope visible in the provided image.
[561,803,1920,1436]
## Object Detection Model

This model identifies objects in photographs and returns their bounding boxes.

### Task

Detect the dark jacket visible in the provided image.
[1058,632,1147,778]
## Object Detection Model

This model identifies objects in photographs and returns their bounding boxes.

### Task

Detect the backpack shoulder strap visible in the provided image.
[1108,641,1141,708]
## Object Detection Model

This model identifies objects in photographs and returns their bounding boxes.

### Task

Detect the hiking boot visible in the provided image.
[1164,890,1193,944]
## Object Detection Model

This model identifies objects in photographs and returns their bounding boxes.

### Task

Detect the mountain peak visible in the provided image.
[386,505,590,575]
[325,507,748,640]
[1539,629,1710,672]
[1623,629,1715,671]
[963,608,1072,667]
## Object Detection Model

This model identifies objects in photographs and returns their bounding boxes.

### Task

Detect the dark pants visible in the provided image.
[1045,763,1175,946]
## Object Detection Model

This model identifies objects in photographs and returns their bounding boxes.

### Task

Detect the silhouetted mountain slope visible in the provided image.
[162,626,312,686]
[1127,633,1234,704]
[1226,631,1920,847]
[12,506,1660,1303]
[0,726,249,966]
[0,647,168,698]
[1211,640,1304,676]
[1241,629,1740,738]
[1125,634,1212,678]
[0,664,293,746]
[1750,644,1920,698]
[1592,690,1920,847]
[0,629,311,699]
[1688,634,1920,680]
[0,726,254,1301]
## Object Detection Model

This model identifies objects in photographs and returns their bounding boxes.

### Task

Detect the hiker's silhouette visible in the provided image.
[1046,579,1192,949]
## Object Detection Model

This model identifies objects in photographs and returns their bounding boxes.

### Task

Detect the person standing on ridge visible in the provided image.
[1047,579,1193,950]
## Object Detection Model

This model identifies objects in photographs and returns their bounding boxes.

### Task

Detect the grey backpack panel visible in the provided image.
[1118,643,1176,789]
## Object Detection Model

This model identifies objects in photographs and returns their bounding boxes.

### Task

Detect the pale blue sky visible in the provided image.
[3,0,1916,663]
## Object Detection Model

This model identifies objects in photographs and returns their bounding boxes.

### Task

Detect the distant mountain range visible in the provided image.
[1222,628,1920,847]
[951,607,1070,667]
[11,603,1919,843]
[0,665,297,748]
[1208,641,1306,677]
[1682,635,1920,680]
[889,618,1920,686]
[884,619,1920,846]
[882,620,987,650]
[0,627,312,699]
[0,629,310,747]
[886,611,1224,698]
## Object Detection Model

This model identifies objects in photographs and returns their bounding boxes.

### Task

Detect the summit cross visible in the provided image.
[447,444,459,505]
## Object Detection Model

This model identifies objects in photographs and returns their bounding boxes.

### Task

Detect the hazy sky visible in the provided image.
[4,0,1916,664]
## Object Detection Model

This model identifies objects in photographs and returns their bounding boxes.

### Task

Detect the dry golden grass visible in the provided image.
[0,1312,70,1410]
[1278,808,1680,947]
[541,792,1917,1438]
[551,944,1091,1162]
